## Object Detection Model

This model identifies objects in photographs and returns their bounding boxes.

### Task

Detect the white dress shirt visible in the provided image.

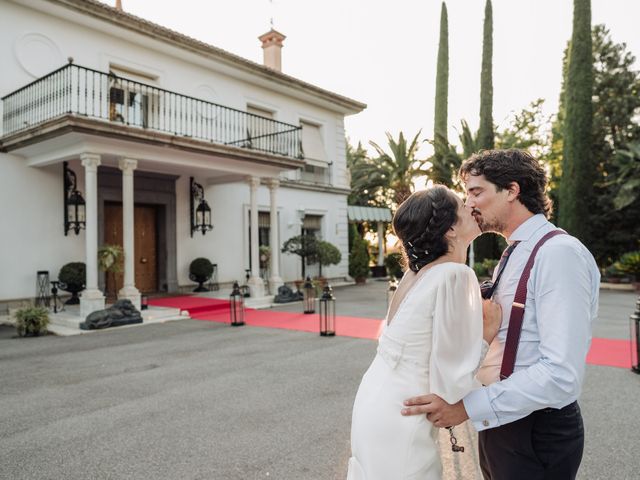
[463,214,600,431]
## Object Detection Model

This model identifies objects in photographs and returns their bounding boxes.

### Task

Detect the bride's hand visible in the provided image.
[482,299,502,344]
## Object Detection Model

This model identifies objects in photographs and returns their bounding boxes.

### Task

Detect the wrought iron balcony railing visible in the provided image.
[1,63,303,159]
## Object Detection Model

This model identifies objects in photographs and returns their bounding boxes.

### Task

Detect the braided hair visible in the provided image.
[392,185,459,273]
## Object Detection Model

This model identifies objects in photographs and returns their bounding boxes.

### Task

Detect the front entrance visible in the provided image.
[104,202,158,295]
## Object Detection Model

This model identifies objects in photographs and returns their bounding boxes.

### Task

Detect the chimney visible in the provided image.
[258,29,286,71]
[115,0,123,11]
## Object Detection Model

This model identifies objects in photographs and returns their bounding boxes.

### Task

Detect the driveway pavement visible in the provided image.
[0,283,637,479]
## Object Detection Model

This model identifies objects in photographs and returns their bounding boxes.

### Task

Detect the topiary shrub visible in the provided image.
[384,252,404,279]
[349,232,370,284]
[58,262,86,305]
[314,241,342,278]
[15,306,49,337]
[189,258,214,292]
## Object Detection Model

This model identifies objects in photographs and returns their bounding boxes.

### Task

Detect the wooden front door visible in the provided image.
[104,203,158,295]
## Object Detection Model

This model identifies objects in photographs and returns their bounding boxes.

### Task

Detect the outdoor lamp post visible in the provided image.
[319,284,336,336]
[229,281,245,327]
[63,161,86,236]
[303,276,316,314]
[630,297,640,374]
[190,177,213,236]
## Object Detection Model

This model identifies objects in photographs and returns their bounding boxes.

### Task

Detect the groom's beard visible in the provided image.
[472,211,506,235]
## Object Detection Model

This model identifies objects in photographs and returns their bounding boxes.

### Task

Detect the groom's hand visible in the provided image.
[401,394,469,428]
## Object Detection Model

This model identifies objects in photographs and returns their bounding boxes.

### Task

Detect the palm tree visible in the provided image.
[356,131,427,207]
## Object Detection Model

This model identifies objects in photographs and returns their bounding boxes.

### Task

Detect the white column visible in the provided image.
[377,222,385,267]
[267,179,283,294]
[80,153,105,318]
[118,158,141,310]
[247,176,265,297]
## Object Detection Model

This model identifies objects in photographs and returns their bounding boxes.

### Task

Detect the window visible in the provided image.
[300,121,328,165]
[246,104,276,152]
[108,66,159,129]
[248,211,271,277]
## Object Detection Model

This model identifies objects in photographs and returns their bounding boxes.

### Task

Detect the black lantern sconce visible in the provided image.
[63,161,86,236]
[630,297,640,374]
[303,276,316,314]
[229,281,246,327]
[319,284,336,336]
[190,177,213,237]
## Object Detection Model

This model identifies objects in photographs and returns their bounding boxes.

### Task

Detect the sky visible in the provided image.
[110,0,640,158]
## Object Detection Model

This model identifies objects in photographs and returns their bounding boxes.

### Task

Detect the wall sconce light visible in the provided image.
[63,161,86,236]
[190,177,213,237]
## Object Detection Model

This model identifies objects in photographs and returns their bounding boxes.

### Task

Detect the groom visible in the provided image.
[401,149,600,480]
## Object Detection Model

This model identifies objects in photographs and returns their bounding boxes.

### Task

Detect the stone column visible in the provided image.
[266,179,283,294]
[80,153,105,319]
[377,222,385,267]
[247,176,265,297]
[118,158,141,310]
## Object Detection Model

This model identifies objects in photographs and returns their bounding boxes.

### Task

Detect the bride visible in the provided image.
[347,185,501,479]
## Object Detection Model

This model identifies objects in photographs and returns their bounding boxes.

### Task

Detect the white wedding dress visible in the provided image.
[347,262,486,480]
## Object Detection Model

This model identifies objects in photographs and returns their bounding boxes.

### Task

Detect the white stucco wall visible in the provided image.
[176,179,349,287]
[0,0,357,302]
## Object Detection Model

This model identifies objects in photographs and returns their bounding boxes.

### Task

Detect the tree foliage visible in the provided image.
[477,0,494,150]
[431,2,451,186]
[558,0,594,246]
[549,23,640,264]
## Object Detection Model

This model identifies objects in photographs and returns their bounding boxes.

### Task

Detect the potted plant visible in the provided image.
[14,306,49,337]
[384,252,404,279]
[98,244,124,301]
[189,257,214,292]
[614,251,640,291]
[603,264,625,284]
[349,232,370,284]
[313,241,342,286]
[58,262,86,305]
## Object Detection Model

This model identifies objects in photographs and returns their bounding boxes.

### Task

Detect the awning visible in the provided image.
[347,205,392,223]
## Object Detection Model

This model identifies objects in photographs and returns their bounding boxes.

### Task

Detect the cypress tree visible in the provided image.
[477,0,494,150]
[431,2,451,186]
[474,0,501,261]
[559,0,593,245]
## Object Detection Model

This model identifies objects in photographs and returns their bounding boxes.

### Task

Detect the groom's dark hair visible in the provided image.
[459,149,552,217]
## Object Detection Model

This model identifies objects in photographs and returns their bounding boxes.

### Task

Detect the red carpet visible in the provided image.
[148,296,231,314]
[148,296,633,368]
[191,308,385,340]
[586,337,632,369]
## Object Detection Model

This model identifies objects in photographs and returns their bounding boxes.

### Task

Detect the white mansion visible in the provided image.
[0,0,365,317]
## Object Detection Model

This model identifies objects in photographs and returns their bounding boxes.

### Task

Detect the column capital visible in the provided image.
[266,178,280,190]
[246,176,261,189]
[80,153,101,170]
[118,158,138,173]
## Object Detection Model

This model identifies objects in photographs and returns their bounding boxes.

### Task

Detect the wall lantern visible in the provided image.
[303,276,316,314]
[319,284,336,336]
[190,177,213,237]
[63,161,86,236]
[229,281,246,327]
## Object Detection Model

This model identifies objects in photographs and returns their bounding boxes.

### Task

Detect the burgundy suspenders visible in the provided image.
[499,229,567,380]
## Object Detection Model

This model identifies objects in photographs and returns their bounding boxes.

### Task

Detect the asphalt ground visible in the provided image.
[0,283,638,480]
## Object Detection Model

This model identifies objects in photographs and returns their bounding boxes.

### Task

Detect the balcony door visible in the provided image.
[104,202,158,294]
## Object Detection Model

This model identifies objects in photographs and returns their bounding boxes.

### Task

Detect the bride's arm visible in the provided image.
[428,265,486,405]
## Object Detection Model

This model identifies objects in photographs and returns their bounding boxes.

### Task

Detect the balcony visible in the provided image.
[1,63,303,160]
